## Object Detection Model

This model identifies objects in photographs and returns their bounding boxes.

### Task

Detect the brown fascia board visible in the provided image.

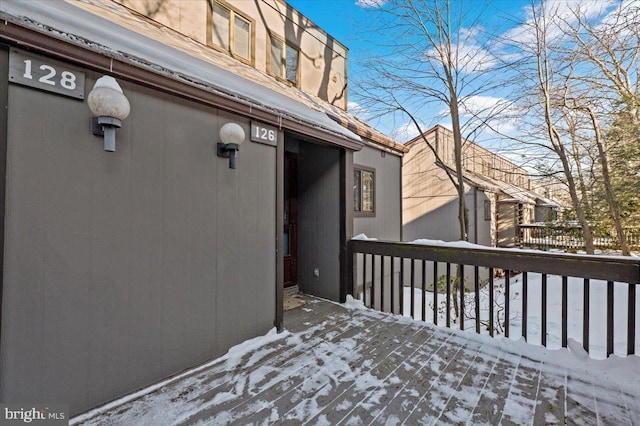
[404,125,442,148]
[436,161,499,194]
[326,113,408,155]
[0,19,363,152]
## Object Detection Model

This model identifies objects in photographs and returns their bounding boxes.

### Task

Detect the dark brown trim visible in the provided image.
[339,149,354,303]
[0,44,9,354]
[353,163,375,218]
[350,239,640,284]
[275,132,285,331]
[0,20,362,151]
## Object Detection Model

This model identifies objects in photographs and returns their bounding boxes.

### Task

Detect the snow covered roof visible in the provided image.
[454,170,537,205]
[326,107,409,154]
[0,0,365,147]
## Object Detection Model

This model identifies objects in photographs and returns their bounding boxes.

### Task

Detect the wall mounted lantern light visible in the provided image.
[217,122,245,169]
[88,76,130,152]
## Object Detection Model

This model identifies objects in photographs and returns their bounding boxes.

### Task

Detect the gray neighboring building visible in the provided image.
[0,0,405,417]
[403,125,560,248]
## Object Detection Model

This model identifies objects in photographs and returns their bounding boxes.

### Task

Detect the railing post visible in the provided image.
[346,240,355,301]
[362,253,367,305]
[390,257,395,314]
[446,263,451,328]
[432,261,437,325]
[583,278,589,353]
[422,259,427,322]
[410,259,415,319]
[542,274,547,347]
[371,255,376,310]
[489,268,494,337]
[399,258,404,316]
[522,272,528,341]
[562,276,568,348]
[629,283,636,355]
[475,266,480,334]
[459,265,464,331]
[505,272,510,338]
[607,281,614,357]
[381,255,385,313]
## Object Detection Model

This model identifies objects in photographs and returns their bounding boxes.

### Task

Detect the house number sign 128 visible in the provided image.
[250,122,278,147]
[9,48,86,100]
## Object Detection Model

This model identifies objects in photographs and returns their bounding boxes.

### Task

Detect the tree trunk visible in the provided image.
[533,14,595,253]
[567,121,591,214]
[554,137,595,253]
[586,107,631,255]
[449,88,469,242]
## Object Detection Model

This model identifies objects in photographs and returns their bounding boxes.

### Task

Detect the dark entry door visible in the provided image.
[284,152,298,287]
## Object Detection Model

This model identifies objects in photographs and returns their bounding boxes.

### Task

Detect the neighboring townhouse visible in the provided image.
[0,0,405,416]
[403,125,559,248]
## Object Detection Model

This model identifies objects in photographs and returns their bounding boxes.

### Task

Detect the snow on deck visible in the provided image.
[73,296,640,425]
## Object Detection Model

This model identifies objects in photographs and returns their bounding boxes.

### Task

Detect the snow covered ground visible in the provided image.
[354,235,639,360]
[72,296,640,425]
[399,272,639,360]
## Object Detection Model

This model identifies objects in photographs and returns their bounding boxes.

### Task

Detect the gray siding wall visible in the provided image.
[353,145,402,241]
[352,146,402,301]
[403,189,490,245]
[400,188,492,290]
[1,73,276,415]
[297,141,341,301]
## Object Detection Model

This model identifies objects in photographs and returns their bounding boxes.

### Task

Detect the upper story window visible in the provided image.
[269,34,299,85]
[209,1,253,64]
[354,166,375,216]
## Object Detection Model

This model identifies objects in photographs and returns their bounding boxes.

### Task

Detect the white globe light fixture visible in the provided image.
[88,76,130,152]
[217,122,245,169]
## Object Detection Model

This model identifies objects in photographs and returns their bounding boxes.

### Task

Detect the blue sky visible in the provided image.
[285,0,625,169]
[285,0,534,72]
[287,1,527,45]
[286,0,533,140]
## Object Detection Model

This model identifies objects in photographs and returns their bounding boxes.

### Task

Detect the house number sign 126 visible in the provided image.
[9,48,86,100]
[250,122,278,147]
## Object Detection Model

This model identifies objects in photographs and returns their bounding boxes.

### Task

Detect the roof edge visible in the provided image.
[0,9,363,151]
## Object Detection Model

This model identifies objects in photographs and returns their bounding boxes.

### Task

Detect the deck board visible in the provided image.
[74,296,640,425]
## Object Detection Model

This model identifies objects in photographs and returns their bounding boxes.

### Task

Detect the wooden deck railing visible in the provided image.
[519,224,640,251]
[348,239,640,357]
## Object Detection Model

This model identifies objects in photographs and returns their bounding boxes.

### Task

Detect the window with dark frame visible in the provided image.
[269,33,299,85]
[484,200,491,221]
[354,166,375,215]
[210,1,252,63]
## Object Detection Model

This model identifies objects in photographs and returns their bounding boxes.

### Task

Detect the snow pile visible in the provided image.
[343,295,368,310]
[352,233,377,241]
[411,238,485,249]
[70,328,289,425]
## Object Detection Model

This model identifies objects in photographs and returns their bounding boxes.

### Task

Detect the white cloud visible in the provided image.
[464,96,521,136]
[437,96,521,136]
[391,122,422,143]
[355,0,387,8]
[347,101,369,120]
[424,42,497,74]
[460,95,519,117]
[500,0,617,48]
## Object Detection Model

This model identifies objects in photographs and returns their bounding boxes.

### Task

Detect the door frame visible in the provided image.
[283,151,298,288]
